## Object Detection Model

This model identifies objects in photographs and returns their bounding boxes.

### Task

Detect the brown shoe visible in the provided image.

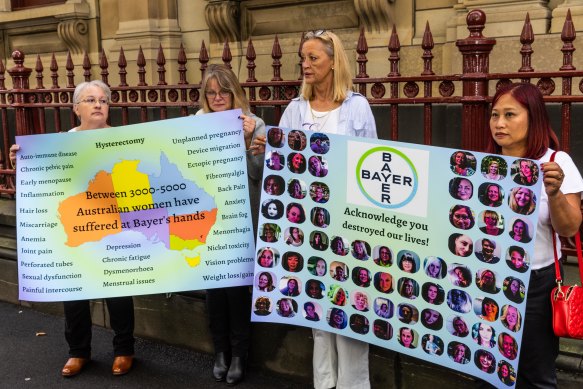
[61,357,90,377]
[112,355,134,376]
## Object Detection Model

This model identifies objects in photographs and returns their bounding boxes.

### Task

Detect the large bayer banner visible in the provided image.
[251,126,543,387]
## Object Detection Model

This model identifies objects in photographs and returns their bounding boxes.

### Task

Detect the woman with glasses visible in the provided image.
[11,80,135,378]
[251,29,376,389]
[196,64,265,385]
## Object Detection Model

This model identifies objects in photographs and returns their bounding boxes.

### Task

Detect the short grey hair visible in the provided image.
[73,80,111,104]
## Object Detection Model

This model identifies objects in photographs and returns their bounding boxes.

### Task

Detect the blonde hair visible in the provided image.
[201,64,250,113]
[301,30,352,102]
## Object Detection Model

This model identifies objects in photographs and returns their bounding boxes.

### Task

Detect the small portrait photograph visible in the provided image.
[284,226,304,247]
[310,182,330,203]
[286,202,306,224]
[479,210,505,236]
[267,127,285,148]
[309,231,329,251]
[448,233,473,258]
[449,177,474,201]
[397,303,419,325]
[253,296,272,316]
[397,277,419,300]
[397,250,420,273]
[311,207,330,228]
[330,261,349,282]
[328,284,348,306]
[474,296,500,322]
[447,263,472,288]
[421,282,445,305]
[352,240,371,261]
[308,155,328,178]
[350,314,370,335]
[373,319,393,340]
[511,158,539,186]
[374,271,394,294]
[498,360,517,386]
[447,315,470,337]
[287,178,307,200]
[351,290,370,312]
[446,289,472,313]
[279,276,301,297]
[498,332,518,360]
[327,307,348,329]
[305,279,325,299]
[505,245,529,273]
[257,247,279,268]
[287,129,307,151]
[330,236,349,256]
[475,268,501,294]
[373,297,394,319]
[255,271,276,292]
[303,301,322,322]
[308,256,327,277]
[423,256,446,279]
[422,334,444,356]
[261,199,284,220]
[508,186,537,215]
[266,150,285,171]
[474,238,501,264]
[287,152,306,174]
[500,304,522,332]
[263,175,285,196]
[448,341,471,364]
[449,204,476,230]
[421,308,443,330]
[282,251,304,273]
[474,349,496,374]
[373,245,393,267]
[472,322,496,348]
[351,266,371,288]
[481,155,507,181]
[259,223,280,243]
[310,132,330,154]
[276,298,297,318]
[450,150,477,177]
[503,277,525,304]
[508,217,533,243]
[478,182,504,208]
[398,327,418,349]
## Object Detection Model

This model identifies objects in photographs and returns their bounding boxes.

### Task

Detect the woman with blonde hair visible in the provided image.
[508,186,536,215]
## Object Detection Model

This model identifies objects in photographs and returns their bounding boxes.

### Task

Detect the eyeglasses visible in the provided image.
[305,29,328,39]
[79,97,109,105]
[205,90,231,99]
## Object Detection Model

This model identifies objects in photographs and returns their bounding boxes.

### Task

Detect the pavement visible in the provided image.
[0,300,309,389]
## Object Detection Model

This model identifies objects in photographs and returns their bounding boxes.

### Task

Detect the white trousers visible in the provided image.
[312,329,370,389]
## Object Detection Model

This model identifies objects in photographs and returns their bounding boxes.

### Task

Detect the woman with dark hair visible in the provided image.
[509,218,532,243]
[474,350,496,374]
[308,155,328,177]
[310,232,327,251]
[472,323,496,348]
[282,252,303,272]
[261,199,283,220]
[503,277,524,303]
[398,252,417,272]
[480,183,503,207]
[256,272,275,292]
[353,267,371,287]
[450,151,474,176]
[448,234,473,257]
[449,177,473,200]
[287,179,305,199]
[449,205,475,230]
[374,245,392,267]
[312,207,329,228]
[476,269,499,294]
[479,297,499,322]
[285,226,303,247]
[286,203,306,224]
[304,302,320,321]
[267,127,284,148]
[281,278,300,297]
[260,223,278,243]
[330,236,347,256]
[288,152,306,174]
[421,308,443,330]
[328,308,347,329]
[422,282,443,305]
[508,186,536,215]
[305,279,324,299]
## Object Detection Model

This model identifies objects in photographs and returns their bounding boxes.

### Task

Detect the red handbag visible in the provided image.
[549,151,583,339]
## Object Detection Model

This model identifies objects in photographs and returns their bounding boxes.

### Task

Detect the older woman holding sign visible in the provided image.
[196,63,265,385]
[11,80,135,377]
[253,29,376,389]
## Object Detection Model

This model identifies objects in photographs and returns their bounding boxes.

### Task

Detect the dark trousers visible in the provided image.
[64,297,135,358]
[206,286,251,357]
[516,263,560,389]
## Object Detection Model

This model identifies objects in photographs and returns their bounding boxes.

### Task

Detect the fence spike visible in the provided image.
[82,51,91,82]
[421,21,435,76]
[199,40,209,81]
[560,9,576,71]
[99,48,109,86]
[519,13,534,72]
[50,53,59,89]
[137,46,147,86]
[35,55,44,89]
[118,47,128,87]
[271,34,282,81]
[388,25,401,77]
[157,43,167,86]
[222,40,232,69]
[66,51,75,88]
[178,43,188,85]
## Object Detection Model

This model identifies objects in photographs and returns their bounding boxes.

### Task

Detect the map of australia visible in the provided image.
[58,152,218,254]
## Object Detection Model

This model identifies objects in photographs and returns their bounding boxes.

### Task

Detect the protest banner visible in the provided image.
[251,126,542,386]
[16,110,255,301]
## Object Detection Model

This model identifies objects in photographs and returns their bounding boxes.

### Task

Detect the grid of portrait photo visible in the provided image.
[252,127,541,387]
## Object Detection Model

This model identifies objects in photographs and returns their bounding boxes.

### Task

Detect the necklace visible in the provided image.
[309,102,331,132]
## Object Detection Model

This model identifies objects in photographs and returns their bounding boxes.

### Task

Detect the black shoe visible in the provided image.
[226,356,245,385]
[213,352,229,382]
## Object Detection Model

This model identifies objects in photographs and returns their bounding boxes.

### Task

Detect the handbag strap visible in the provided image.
[549,151,583,286]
